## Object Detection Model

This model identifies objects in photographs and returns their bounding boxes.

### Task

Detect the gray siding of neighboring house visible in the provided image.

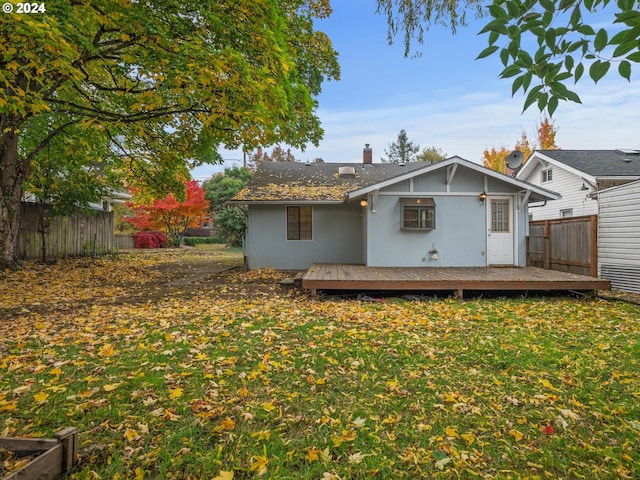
[598,180,640,293]
[245,203,363,270]
[523,161,597,220]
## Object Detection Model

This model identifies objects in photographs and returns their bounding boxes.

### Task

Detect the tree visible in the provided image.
[377,0,640,113]
[482,145,512,173]
[250,146,300,165]
[125,180,209,246]
[416,146,447,163]
[483,116,559,173]
[0,1,339,268]
[203,168,253,212]
[202,168,250,246]
[202,167,253,247]
[383,129,420,163]
[536,116,559,151]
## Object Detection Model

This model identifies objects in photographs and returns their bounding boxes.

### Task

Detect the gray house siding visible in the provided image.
[366,194,487,267]
[246,203,363,270]
[598,180,640,293]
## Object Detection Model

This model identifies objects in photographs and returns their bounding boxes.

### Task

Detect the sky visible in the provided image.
[190,2,640,181]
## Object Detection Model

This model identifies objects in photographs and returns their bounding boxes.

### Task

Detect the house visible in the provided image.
[595,179,640,293]
[232,146,560,271]
[516,149,640,221]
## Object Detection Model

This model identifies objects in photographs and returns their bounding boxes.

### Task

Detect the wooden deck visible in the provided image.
[301,264,611,297]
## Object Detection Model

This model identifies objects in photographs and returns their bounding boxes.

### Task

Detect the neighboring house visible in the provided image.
[89,190,132,212]
[595,179,640,293]
[232,148,560,270]
[516,149,640,221]
[23,189,131,212]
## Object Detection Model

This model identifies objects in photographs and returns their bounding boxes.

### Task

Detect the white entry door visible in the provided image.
[487,196,514,265]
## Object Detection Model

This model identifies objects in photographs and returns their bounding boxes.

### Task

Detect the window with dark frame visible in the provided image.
[401,198,435,230]
[287,206,312,240]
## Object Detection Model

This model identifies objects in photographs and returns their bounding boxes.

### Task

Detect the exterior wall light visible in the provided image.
[478,192,488,203]
[360,199,368,207]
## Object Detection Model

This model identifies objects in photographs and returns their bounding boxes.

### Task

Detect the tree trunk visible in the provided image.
[0,130,28,269]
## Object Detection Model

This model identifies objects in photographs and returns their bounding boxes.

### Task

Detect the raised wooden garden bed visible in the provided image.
[0,427,78,480]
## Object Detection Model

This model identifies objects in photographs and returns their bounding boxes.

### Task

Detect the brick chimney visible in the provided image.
[363,144,372,164]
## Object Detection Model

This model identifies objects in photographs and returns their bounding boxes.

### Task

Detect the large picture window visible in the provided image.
[401,198,435,230]
[287,206,312,240]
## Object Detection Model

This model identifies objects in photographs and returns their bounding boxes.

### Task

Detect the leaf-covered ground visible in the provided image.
[1,249,639,479]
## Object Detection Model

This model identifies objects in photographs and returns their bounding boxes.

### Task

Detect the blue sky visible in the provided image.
[191,2,640,180]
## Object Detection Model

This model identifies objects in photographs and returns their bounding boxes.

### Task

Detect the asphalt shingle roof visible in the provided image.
[538,150,640,177]
[233,162,428,202]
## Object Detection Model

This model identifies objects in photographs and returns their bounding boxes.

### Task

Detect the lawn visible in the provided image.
[1,250,638,479]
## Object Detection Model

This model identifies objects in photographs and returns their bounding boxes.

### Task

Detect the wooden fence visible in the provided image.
[114,234,135,250]
[17,202,114,260]
[527,215,598,277]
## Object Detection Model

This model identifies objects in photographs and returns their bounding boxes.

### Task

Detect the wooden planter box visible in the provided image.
[0,427,78,480]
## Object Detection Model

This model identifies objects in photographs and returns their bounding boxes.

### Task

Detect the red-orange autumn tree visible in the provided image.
[483,116,559,173]
[126,181,208,246]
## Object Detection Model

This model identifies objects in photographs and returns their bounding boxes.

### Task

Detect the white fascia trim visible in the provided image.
[517,152,597,184]
[347,156,559,200]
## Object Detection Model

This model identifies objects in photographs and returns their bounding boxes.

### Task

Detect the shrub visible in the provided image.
[214,206,246,247]
[182,237,224,246]
[134,230,169,249]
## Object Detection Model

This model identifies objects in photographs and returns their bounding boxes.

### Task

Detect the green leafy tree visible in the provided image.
[202,167,253,246]
[203,168,253,212]
[383,129,420,163]
[0,0,339,268]
[416,146,447,163]
[377,0,640,114]
[21,116,115,262]
[215,205,248,248]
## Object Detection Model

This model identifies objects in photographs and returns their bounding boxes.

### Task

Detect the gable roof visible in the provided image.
[232,157,560,204]
[517,150,640,181]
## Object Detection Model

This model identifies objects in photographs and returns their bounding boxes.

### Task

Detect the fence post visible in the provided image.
[543,220,551,270]
[54,427,78,471]
[590,215,598,277]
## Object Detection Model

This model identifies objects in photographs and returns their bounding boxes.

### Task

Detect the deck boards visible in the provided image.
[301,264,610,296]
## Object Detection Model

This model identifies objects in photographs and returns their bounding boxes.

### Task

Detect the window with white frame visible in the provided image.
[401,198,435,230]
[560,208,573,218]
[541,168,553,183]
[287,206,312,240]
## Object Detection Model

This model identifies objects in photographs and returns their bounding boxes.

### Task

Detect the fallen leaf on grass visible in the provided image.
[541,424,555,435]
[212,472,234,480]
[306,447,320,462]
[250,454,268,475]
[510,429,524,442]
[168,387,183,399]
[33,391,48,403]
[348,452,367,464]
[435,456,451,470]
[558,408,581,420]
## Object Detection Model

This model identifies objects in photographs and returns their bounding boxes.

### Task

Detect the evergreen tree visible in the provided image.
[383,130,420,163]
